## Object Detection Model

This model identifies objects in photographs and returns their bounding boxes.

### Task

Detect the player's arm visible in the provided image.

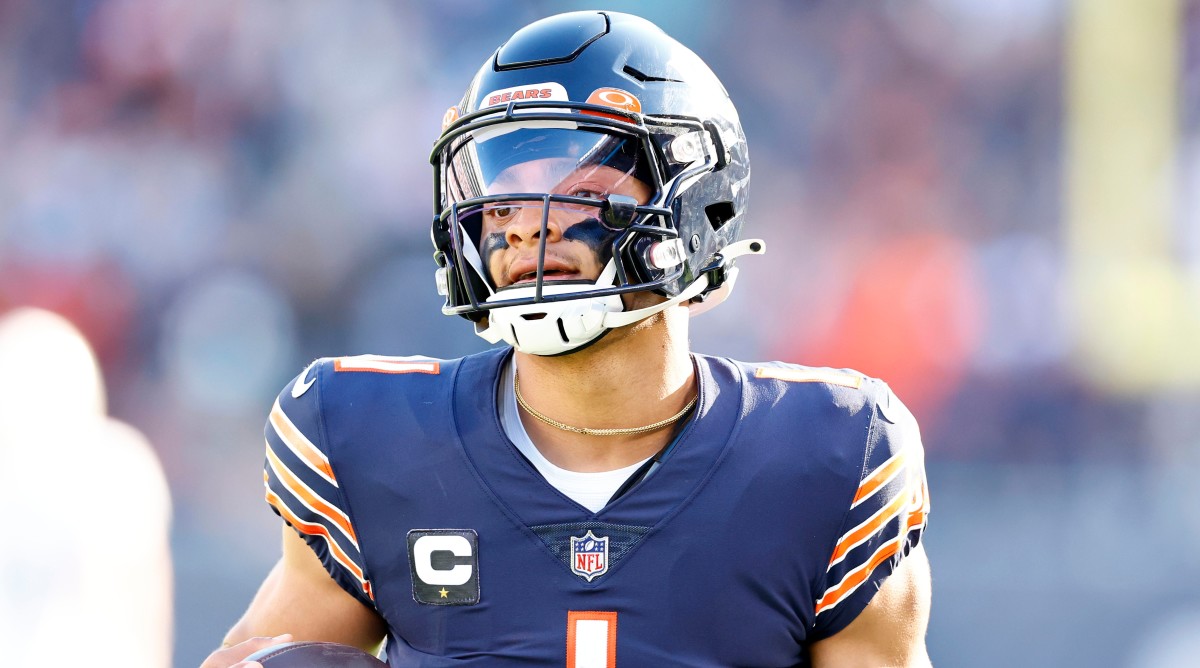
[200,525,387,667]
[225,524,387,648]
[808,544,932,668]
[808,381,932,666]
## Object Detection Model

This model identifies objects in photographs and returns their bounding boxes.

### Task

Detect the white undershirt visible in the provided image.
[498,358,650,513]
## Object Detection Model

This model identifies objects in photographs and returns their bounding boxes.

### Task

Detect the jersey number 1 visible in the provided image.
[567,611,617,668]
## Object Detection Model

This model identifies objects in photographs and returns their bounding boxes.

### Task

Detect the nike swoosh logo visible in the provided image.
[291,363,317,399]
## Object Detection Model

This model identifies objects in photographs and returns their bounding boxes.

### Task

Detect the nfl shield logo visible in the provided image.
[570,530,609,581]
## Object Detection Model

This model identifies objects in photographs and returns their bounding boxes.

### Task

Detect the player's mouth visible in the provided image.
[506,259,583,287]
[513,270,585,284]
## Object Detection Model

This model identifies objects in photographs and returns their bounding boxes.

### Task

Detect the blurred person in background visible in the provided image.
[0,307,172,667]
[203,11,930,668]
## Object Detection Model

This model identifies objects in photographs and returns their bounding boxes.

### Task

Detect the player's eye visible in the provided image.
[485,205,518,221]
[567,185,608,201]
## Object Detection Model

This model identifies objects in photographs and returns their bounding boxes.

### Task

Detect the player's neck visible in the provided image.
[512,306,694,473]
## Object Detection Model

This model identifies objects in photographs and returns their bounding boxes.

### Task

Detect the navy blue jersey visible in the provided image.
[263,348,928,667]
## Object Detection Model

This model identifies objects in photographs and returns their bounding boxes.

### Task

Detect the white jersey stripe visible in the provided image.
[270,400,337,488]
[816,535,903,615]
[265,442,359,549]
[850,450,906,509]
[827,472,910,570]
[264,486,370,593]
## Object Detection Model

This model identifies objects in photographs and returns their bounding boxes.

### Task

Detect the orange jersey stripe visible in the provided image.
[265,486,373,600]
[815,537,902,615]
[265,444,358,545]
[828,482,909,567]
[270,400,337,485]
[852,450,907,508]
[265,484,363,580]
[905,479,930,531]
[906,507,928,533]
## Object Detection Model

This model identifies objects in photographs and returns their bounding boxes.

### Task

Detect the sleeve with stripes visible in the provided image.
[811,383,929,638]
[262,360,375,608]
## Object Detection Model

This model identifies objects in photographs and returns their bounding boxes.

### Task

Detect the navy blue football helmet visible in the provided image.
[431,11,763,355]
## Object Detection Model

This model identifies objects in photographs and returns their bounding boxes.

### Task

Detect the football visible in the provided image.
[245,641,387,667]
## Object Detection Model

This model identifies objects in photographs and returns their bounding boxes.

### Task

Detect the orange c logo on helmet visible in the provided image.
[441,106,460,132]
[584,88,642,121]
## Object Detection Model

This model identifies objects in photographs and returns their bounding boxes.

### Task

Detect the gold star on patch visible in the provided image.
[438,588,449,598]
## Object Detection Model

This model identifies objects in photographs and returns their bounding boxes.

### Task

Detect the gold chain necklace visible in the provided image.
[514,371,697,437]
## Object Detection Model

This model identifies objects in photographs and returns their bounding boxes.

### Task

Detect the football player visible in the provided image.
[204,11,931,668]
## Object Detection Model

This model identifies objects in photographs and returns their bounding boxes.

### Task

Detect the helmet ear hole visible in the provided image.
[704,201,736,231]
[702,120,728,171]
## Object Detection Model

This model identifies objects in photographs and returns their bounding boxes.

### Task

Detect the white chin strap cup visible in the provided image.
[475,239,765,356]
[475,285,624,357]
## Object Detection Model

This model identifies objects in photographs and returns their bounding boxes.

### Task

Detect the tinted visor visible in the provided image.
[443,126,654,205]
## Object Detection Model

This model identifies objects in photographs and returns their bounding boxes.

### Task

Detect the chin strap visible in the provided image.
[601,238,766,328]
[473,238,765,355]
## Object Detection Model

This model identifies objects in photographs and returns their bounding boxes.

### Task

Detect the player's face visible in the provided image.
[478,158,653,289]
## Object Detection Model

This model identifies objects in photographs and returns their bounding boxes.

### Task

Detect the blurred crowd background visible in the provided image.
[2,0,1198,666]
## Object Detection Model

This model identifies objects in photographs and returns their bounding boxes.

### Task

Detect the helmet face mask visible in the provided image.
[430,11,759,355]
[435,115,699,309]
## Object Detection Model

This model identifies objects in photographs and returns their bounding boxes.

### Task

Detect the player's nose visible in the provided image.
[505,205,564,248]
